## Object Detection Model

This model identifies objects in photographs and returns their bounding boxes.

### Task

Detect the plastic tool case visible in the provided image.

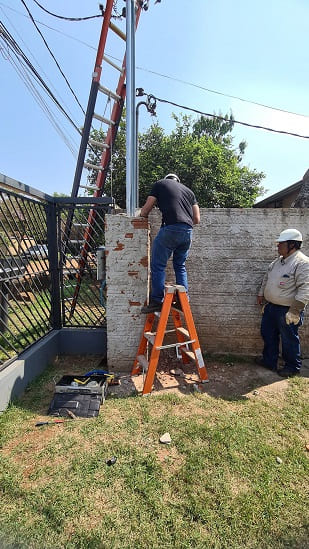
[48,374,109,418]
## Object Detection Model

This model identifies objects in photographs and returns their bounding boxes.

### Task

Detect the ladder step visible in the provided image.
[98,84,121,101]
[103,54,124,72]
[176,327,190,337]
[109,21,126,41]
[182,350,196,361]
[156,340,195,351]
[137,354,149,371]
[93,113,115,125]
[79,184,98,190]
[83,162,103,171]
[144,329,176,345]
[144,331,155,345]
[88,138,110,149]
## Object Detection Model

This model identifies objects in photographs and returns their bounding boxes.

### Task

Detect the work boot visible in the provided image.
[277,367,300,378]
[254,356,277,372]
[141,300,162,314]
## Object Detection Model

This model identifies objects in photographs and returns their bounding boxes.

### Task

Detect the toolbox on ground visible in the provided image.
[48,374,109,418]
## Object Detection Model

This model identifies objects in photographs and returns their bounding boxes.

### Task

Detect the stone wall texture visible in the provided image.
[106,209,309,371]
[105,214,149,371]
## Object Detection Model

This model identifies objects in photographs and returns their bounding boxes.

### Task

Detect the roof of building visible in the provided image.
[254,179,303,207]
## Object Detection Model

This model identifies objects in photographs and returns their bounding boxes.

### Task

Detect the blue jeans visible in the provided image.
[261,303,304,372]
[151,223,192,303]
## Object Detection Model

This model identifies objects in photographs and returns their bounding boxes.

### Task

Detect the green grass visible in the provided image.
[0,363,308,549]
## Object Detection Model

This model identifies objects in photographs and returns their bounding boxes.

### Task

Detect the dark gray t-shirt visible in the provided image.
[149,178,197,227]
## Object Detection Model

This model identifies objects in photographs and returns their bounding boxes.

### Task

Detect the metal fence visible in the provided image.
[57,199,110,328]
[0,176,113,368]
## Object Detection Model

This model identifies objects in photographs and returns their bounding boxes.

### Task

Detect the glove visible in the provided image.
[285,300,304,325]
[285,311,300,325]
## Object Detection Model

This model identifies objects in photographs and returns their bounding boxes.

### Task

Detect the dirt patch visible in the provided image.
[23,353,309,416]
[109,351,309,401]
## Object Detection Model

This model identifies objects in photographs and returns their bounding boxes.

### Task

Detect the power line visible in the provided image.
[0,3,99,49]
[2,1,308,120]
[32,0,103,21]
[136,67,309,119]
[153,95,309,140]
[0,21,81,134]
[1,40,78,156]
[20,0,85,115]
[0,6,78,124]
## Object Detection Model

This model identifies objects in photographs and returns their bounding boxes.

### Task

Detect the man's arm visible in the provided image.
[140,196,156,218]
[192,204,200,225]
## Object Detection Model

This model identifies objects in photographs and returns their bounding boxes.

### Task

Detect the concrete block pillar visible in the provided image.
[105,214,149,371]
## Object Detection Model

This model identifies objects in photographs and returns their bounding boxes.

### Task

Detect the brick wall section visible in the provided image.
[105,214,149,371]
[106,209,309,371]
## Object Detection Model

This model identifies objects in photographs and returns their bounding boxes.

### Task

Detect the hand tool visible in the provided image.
[35,420,65,427]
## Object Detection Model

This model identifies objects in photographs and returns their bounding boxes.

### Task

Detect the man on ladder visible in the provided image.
[139,173,200,313]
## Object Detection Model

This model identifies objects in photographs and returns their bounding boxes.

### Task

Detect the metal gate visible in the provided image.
[56,197,113,328]
[0,175,113,369]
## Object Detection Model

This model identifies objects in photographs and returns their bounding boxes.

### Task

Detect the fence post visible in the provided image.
[46,200,61,330]
[0,281,9,333]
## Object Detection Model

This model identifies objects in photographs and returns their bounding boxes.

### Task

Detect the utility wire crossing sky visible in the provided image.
[0,0,308,199]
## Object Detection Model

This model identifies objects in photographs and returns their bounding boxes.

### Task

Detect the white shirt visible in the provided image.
[259,250,309,306]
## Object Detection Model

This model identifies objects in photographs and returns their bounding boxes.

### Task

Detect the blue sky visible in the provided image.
[0,0,308,199]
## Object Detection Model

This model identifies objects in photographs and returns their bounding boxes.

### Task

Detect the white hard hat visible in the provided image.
[165,173,180,182]
[276,229,303,242]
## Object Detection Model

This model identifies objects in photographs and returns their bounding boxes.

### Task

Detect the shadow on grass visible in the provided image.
[6,352,309,417]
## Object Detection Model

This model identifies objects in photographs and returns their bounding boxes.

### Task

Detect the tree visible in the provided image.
[85,112,265,208]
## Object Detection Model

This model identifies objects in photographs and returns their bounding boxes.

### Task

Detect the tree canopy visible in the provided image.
[85,112,265,208]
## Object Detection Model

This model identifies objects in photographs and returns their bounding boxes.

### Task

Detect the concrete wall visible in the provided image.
[105,209,309,371]
[0,328,107,412]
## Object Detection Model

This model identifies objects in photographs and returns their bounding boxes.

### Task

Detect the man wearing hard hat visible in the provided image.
[140,173,200,314]
[256,229,309,377]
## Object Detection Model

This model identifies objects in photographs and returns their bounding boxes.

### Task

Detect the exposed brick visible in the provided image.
[139,256,148,267]
[105,214,149,372]
[125,233,134,238]
[113,241,124,251]
[131,218,149,229]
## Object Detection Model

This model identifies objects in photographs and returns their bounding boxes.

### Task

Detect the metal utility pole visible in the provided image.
[135,91,157,207]
[126,0,137,216]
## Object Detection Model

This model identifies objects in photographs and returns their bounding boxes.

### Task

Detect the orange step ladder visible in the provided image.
[131,285,208,395]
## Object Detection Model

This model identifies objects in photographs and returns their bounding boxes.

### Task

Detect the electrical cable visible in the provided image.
[152,95,309,140]
[0,2,99,49]
[31,0,103,21]
[20,0,85,115]
[0,21,81,135]
[135,67,309,119]
[0,6,78,123]
[1,2,307,145]
[2,42,78,156]
[1,1,308,120]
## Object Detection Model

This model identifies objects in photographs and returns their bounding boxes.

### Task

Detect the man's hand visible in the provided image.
[285,311,300,325]
[285,300,304,325]
[140,196,156,218]
[257,295,264,306]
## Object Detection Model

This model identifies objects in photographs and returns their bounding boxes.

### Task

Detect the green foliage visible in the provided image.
[85,112,265,208]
